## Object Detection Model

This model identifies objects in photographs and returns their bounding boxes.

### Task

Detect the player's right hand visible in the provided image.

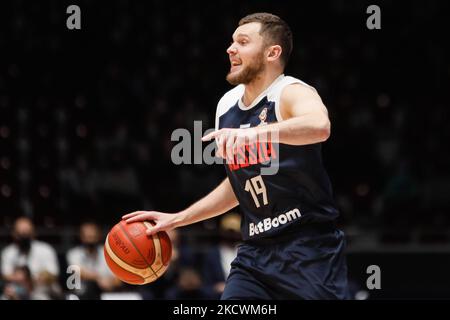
[202,127,260,163]
[122,211,178,236]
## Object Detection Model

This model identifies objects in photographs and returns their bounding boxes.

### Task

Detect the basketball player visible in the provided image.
[123,12,349,299]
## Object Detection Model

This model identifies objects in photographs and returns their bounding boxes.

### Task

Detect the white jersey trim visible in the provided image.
[272,76,315,122]
[215,84,244,131]
[237,74,285,111]
[215,75,315,129]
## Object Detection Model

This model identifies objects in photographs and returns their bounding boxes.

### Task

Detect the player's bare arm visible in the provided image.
[122,178,239,235]
[202,83,330,160]
[267,82,331,145]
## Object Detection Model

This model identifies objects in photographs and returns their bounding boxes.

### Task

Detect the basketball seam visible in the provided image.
[118,222,158,279]
[143,221,168,271]
[145,226,168,274]
[152,232,163,270]
[156,232,170,266]
[106,233,148,269]
[104,244,145,283]
[105,234,156,279]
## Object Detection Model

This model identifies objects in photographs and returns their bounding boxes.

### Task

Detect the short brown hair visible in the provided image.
[238,12,293,67]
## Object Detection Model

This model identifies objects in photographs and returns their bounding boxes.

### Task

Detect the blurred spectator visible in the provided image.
[0,265,63,300]
[202,213,241,298]
[0,217,62,299]
[33,270,64,300]
[164,267,213,300]
[1,266,34,300]
[66,221,121,299]
[1,217,59,281]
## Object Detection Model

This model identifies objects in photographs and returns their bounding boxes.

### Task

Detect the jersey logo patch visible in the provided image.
[258,107,268,126]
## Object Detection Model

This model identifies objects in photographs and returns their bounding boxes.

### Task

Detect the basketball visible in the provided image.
[103,220,172,285]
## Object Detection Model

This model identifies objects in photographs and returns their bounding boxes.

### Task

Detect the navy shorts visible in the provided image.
[221,224,349,300]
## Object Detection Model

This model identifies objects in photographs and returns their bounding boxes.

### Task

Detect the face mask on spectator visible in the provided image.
[15,235,32,253]
[83,242,98,252]
[9,283,30,300]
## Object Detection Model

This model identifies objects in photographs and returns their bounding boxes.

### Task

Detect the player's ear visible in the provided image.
[267,45,282,62]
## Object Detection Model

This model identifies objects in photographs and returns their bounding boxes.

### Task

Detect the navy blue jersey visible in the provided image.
[215,74,339,241]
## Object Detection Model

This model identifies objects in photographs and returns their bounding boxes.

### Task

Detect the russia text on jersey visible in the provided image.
[249,208,302,237]
[227,141,278,171]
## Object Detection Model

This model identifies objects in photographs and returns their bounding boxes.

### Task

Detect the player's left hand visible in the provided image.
[202,128,259,163]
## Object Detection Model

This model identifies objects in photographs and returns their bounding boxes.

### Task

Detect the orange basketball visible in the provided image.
[104,220,172,285]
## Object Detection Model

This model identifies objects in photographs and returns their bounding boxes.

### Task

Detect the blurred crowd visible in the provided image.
[0,214,242,300]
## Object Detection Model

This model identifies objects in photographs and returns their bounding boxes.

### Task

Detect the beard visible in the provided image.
[226,51,266,85]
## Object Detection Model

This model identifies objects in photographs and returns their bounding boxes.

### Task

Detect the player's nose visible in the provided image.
[227,44,237,55]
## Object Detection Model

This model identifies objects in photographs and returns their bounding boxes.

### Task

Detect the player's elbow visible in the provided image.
[316,118,331,142]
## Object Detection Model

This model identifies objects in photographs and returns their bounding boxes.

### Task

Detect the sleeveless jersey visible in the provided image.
[215,74,339,241]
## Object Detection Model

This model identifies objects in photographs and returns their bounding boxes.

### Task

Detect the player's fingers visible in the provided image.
[202,130,221,142]
[225,133,235,164]
[232,140,241,163]
[216,134,225,158]
[215,135,221,158]
[247,129,258,145]
[233,136,245,164]
[122,211,145,220]
[145,223,164,236]
[125,212,158,224]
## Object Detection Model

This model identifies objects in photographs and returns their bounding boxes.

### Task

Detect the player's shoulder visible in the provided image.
[265,74,315,102]
[216,84,244,117]
[279,75,319,100]
[279,75,316,92]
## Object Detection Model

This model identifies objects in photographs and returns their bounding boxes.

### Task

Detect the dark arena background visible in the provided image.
[0,0,449,302]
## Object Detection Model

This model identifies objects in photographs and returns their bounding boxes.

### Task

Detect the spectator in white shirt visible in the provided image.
[1,216,62,299]
[1,217,60,281]
[66,221,121,299]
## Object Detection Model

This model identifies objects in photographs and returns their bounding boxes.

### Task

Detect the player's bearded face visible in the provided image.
[226,47,266,85]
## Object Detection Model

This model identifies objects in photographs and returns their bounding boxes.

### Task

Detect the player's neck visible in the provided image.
[242,71,283,107]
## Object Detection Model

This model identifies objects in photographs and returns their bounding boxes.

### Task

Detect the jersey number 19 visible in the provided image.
[244,175,268,208]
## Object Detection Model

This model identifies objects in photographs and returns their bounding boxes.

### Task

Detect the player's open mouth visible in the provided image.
[230,61,242,72]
